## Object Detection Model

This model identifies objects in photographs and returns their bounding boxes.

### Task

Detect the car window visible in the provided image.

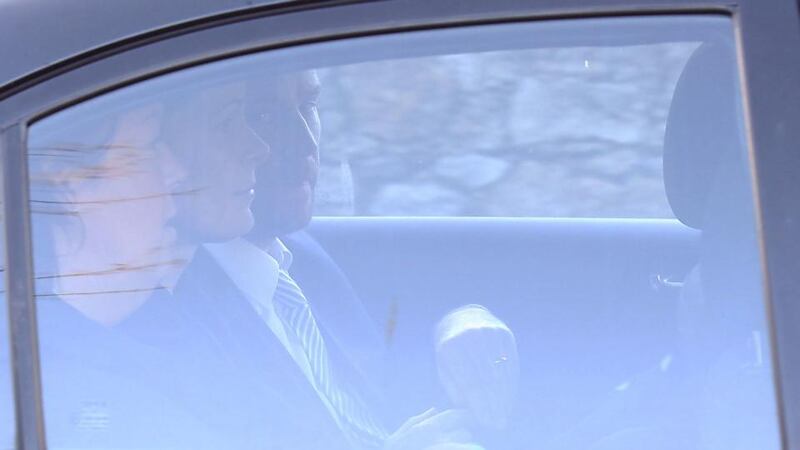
[314,44,694,218]
[22,14,779,449]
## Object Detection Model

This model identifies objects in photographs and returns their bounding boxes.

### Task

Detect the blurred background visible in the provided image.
[314,42,698,218]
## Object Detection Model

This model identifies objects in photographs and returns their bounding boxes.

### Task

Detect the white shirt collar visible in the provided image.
[265,237,293,271]
[203,237,293,306]
[203,237,347,428]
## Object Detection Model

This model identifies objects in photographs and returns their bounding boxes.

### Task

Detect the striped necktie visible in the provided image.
[272,269,387,448]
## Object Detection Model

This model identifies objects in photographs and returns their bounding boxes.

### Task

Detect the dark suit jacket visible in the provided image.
[3,294,223,450]
[163,246,361,449]
[2,248,364,450]
[0,235,388,450]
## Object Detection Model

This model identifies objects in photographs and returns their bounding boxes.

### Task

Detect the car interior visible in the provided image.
[290,18,776,447]
[1,11,781,450]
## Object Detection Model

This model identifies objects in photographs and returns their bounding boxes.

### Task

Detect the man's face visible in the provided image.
[170,81,270,243]
[248,71,321,239]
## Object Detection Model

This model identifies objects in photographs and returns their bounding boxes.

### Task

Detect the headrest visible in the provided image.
[663,43,743,229]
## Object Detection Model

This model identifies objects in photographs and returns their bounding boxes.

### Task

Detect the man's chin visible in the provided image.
[282,181,314,207]
[271,212,313,238]
[250,204,313,239]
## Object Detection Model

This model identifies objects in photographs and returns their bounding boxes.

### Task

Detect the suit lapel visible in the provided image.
[174,248,353,448]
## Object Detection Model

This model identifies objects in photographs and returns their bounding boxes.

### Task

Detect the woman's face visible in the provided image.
[168,81,271,244]
[64,104,184,293]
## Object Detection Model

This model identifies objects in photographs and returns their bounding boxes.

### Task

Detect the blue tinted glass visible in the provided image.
[25,15,779,450]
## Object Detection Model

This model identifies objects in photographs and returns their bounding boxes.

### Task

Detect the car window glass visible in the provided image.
[24,15,779,449]
[315,45,694,218]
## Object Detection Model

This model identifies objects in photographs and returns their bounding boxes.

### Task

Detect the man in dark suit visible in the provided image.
[152,71,373,449]
[167,69,519,449]
[243,69,388,400]
[241,70,520,449]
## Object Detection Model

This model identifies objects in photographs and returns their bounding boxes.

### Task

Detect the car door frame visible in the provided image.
[1,0,799,448]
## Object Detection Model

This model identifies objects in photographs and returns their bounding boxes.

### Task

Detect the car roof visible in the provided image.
[3,0,743,94]
[0,0,287,89]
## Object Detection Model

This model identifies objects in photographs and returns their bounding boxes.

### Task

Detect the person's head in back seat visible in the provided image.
[663,41,780,448]
[663,42,765,347]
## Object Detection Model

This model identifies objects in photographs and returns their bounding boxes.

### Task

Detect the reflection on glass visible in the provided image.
[18,14,778,450]
[30,104,182,323]
[27,99,191,447]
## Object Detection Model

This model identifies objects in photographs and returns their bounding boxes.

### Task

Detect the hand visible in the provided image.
[434,305,520,430]
[384,408,484,450]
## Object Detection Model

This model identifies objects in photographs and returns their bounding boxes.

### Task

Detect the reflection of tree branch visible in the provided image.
[30,209,80,216]
[28,153,87,159]
[35,286,167,298]
[29,144,167,186]
[29,144,143,154]
[34,258,188,281]
[29,188,200,206]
